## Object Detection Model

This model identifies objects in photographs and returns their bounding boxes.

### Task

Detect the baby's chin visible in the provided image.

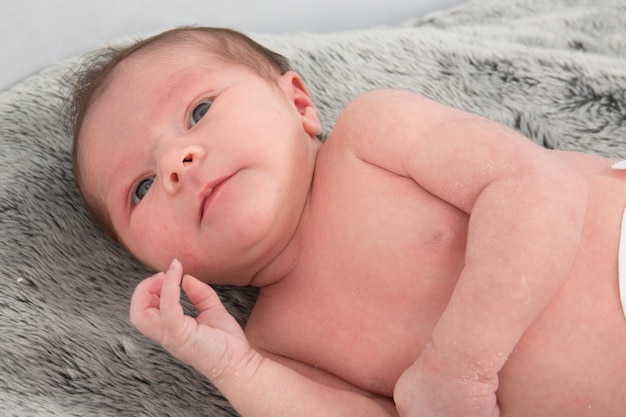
[132,253,166,274]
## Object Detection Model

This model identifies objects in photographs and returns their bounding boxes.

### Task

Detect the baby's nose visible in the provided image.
[160,145,206,195]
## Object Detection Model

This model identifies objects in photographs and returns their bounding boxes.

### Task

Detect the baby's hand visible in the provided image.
[130,259,258,383]
[394,343,500,417]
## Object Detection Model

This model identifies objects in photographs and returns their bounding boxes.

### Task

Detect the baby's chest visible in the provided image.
[312,154,469,268]
[248,149,473,394]
[249,179,468,395]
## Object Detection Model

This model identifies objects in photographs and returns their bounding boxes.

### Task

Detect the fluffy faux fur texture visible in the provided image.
[1,0,625,415]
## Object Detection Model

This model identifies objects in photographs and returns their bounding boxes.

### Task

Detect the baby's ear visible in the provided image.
[279,71,322,136]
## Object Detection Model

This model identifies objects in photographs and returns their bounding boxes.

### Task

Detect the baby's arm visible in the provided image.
[130,260,396,417]
[339,90,588,416]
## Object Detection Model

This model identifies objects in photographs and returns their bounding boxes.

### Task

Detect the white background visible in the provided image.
[0,0,467,91]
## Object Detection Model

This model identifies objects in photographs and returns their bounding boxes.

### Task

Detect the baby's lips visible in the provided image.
[198,173,236,221]
[199,187,214,221]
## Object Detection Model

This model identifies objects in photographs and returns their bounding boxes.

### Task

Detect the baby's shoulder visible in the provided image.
[325,89,456,167]
[329,89,456,147]
[335,89,427,128]
[327,89,412,146]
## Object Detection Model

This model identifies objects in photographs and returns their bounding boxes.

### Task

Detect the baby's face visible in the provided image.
[78,46,321,284]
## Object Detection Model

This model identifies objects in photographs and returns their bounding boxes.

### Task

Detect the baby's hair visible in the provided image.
[64,27,292,238]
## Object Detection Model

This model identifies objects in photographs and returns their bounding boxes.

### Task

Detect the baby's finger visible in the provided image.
[129,272,165,337]
[182,275,243,334]
[181,274,223,313]
[159,259,185,327]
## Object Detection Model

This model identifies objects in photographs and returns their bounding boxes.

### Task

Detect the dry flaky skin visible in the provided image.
[2,0,626,415]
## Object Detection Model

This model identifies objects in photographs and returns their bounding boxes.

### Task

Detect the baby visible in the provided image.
[67,27,626,416]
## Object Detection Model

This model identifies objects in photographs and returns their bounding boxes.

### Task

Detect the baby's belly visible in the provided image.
[496,306,626,416]
[495,231,626,415]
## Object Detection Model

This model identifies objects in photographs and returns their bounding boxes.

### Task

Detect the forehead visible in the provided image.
[112,44,217,91]
[82,44,222,132]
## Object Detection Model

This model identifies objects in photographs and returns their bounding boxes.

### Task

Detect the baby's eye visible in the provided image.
[133,177,154,205]
[190,100,213,126]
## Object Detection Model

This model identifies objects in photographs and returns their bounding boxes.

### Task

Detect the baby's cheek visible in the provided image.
[125,223,170,271]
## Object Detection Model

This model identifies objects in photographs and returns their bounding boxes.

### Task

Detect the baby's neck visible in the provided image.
[248,195,313,288]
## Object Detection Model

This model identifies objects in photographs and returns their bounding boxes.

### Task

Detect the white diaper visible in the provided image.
[613,160,626,317]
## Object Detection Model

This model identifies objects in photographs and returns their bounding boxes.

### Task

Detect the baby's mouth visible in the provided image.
[198,174,234,221]
[199,186,215,221]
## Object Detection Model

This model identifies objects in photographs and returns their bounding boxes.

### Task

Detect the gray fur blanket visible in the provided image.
[2,0,625,415]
